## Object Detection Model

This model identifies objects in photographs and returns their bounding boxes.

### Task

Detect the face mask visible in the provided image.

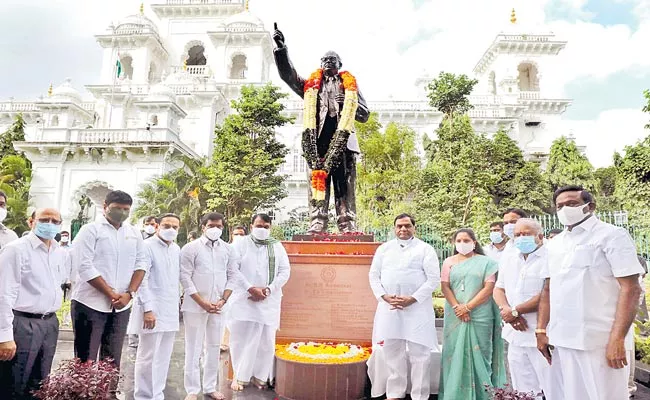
[232,235,246,243]
[158,228,178,242]
[0,207,6,223]
[61,236,69,243]
[34,222,61,240]
[106,208,129,224]
[143,225,156,235]
[455,242,475,255]
[503,223,516,239]
[557,205,589,226]
[252,227,271,241]
[489,232,504,244]
[205,227,222,241]
[515,235,538,254]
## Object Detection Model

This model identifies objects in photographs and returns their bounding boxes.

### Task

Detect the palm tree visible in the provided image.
[0,155,31,235]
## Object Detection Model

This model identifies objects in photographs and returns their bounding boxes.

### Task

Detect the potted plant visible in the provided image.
[34,358,121,400]
[485,384,540,400]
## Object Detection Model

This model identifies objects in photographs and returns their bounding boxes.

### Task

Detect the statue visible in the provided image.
[272,23,370,233]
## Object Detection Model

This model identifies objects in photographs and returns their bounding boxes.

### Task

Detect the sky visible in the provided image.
[0,0,648,167]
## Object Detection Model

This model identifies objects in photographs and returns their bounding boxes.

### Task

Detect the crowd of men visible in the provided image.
[0,189,289,400]
[0,184,647,400]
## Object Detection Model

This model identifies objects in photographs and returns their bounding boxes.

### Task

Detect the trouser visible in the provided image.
[382,339,431,400]
[183,312,222,395]
[228,320,276,385]
[71,300,131,368]
[306,116,357,233]
[507,344,550,398]
[134,331,176,400]
[547,345,629,400]
[0,313,59,400]
[628,349,637,397]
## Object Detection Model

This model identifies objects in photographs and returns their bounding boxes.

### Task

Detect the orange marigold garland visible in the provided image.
[301,69,359,207]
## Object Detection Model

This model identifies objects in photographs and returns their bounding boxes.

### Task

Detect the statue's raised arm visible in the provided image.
[272,23,306,98]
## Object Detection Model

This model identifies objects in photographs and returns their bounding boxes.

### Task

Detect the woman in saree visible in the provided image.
[439,228,506,400]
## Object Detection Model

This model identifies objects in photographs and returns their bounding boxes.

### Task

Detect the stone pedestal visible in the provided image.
[274,240,380,400]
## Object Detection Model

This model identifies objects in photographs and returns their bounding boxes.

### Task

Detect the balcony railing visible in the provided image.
[519,91,541,100]
[0,102,38,112]
[33,128,181,143]
[160,0,238,4]
[170,65,210,76]
[498,34,555,42]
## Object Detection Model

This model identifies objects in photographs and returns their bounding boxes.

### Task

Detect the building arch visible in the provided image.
[229,53,248,79]
[517,61,540,91]
[182,40,207,66]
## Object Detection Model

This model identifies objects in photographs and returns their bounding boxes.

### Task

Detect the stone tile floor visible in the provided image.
[52,325,650,400]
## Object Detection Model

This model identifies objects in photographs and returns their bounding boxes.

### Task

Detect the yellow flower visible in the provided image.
[275,342,372,365]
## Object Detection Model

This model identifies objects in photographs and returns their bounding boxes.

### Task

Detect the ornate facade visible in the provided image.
[0,1,573,226]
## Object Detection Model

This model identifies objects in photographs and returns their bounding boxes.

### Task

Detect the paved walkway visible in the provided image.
[52,325,650,400]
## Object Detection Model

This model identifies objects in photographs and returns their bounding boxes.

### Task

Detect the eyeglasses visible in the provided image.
[37,218,62,225]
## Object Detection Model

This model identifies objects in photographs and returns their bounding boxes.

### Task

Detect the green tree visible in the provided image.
[643,89,650,129]
[417,115,494,237]
[544,136,596,193]
[426,72,478,119]
[594,166,621,212]
[487,131,550,214]
[614,135,650,227]
[204,84,292,225]
[355,113,421,228]
[133,156,208,243]
[0,114,31,234]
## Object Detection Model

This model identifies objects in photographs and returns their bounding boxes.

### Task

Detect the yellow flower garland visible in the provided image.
[275,342,372,365]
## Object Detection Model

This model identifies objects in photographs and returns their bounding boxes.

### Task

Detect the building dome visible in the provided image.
[114,13,159,35]
[224,10,264,31]
[146,82,176,102]
[50,78,82,103]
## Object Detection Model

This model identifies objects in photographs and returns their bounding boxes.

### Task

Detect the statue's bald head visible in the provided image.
[321,51,342,76]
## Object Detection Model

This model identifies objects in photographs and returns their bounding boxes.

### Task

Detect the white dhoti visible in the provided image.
[383,339,431,400]
[228,320,276,384]
[507,344,549,398]
[183,311,222,395]
[134,331,176,400]
[547,346,629,400]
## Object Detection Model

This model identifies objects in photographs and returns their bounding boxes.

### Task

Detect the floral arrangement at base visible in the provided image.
[34,358,121,400]
[485,384,540,400]
[275,341,372,364]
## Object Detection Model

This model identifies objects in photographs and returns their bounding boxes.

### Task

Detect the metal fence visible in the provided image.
[276,211,650,261]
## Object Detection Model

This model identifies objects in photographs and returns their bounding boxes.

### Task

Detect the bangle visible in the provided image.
[452,304,460,309]
[535,329,547,335]
[464,305,471,313]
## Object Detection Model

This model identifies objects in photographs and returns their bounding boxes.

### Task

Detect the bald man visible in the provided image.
[494,218,550,397]
[0,208,67,399]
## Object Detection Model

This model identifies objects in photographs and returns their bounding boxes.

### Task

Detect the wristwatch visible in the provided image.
[263,287,271,296]
[511,309,519,318]
[126,290,134,299]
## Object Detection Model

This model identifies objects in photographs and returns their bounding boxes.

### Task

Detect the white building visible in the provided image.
[0,1,573,227]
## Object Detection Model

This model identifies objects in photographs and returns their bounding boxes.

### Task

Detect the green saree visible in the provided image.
[439,255,506,400]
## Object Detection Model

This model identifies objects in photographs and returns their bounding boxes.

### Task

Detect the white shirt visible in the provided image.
[0,223,18,249]
[130,235,181,334]
[180,236,239,314]
[496,245,547,347]
[369,237,440,349]
[543,217,644,350]
[484,241,511,262]
[71,216,148,313]
[0,233,67,342]
[229,236,291,327]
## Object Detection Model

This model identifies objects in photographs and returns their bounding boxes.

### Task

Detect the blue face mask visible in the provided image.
[490,232,504,244]
[34,222,61,240]
[504,223,516,239]
[515,235,538,254]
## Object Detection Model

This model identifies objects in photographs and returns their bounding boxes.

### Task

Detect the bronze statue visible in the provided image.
[273,23,370,233]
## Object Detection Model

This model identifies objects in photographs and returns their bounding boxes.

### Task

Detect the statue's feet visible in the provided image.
[337,219,357,233]
[307,219,327,234]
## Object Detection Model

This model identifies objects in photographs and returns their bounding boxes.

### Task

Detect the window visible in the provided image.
[186,45,206,66]
[229,54,247,79]
[517,62,539,92]
[51,115,59,127]
[120,56,134,80]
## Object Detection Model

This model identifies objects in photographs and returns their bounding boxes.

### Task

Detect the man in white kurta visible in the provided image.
[368,214,440,400]
[229,214,290,391]
[537,186,643,400]
[493,219,550,397]
[132,214,182,400]
[180,212,238,400]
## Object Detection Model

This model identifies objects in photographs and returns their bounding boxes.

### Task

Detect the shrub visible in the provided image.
[34,358,121,400]
[434,303,445,318]
[485,384,540,400]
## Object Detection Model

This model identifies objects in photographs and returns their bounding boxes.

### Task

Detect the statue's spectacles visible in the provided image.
[321,57,338,64]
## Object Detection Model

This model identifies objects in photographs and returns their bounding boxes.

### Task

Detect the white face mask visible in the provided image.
[557,204,590,226]
[251,227,270,241]
[60,236,70,243]
[503,223,516,239]
[158,228,178,242]
[204,227,222,241]
[143,225,156,235]
[0,207,7,223]
[456,242,475,255]
[232,235,246,243]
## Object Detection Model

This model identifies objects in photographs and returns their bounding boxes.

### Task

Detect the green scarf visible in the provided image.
[251,236,279,286]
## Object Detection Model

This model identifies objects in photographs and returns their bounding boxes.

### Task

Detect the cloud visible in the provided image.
[0,0,648,167]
